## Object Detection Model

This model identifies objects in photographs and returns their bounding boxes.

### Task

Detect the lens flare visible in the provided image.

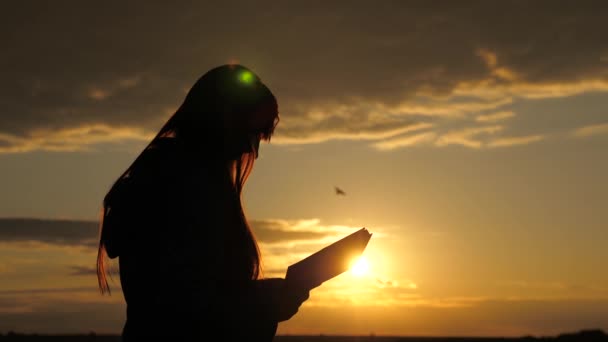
[239,70,255,85]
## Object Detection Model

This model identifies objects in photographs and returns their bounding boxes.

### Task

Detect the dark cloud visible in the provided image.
[1,1,608,150]
[0,217,347,251]
[0,217,343,251]
[0,218,98,248]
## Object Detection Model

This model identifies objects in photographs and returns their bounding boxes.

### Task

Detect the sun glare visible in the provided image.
[350,256,370,277]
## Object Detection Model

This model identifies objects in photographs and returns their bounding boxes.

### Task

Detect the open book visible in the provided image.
[285,227,372,291]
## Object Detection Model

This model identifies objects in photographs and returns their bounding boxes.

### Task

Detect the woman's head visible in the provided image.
[166,64,279,160]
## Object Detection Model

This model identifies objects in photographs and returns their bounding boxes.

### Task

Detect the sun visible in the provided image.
[350,256,370,277]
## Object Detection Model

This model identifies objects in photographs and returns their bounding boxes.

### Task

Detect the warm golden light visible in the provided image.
[350,256,370,277]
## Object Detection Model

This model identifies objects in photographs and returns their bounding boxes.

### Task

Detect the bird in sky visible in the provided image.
[334,186,346,196]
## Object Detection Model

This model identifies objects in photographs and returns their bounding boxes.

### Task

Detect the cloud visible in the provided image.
[0,124,152,153]
[475,111,515,123]
[372,131,437,150]
[430,127,545,150]
[572,122,608,138]
[487,134,545,148]
[435,125,504,149]
[86,76,143,101]
[271,114,429,145]
[0,218,99,248]
[454,79,608,101]
[2,2,608,151]
[271,98,511,146]
[251,218,366,245]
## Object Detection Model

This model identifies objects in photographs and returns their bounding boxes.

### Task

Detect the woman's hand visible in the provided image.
[257,278,310,322]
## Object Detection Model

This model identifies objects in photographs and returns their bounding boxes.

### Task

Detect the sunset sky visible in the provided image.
[1,1,608,337]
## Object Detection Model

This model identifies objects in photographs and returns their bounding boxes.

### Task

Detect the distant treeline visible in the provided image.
[0,329,606,342]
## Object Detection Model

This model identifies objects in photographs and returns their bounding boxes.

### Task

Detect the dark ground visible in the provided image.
[0,330,606,342]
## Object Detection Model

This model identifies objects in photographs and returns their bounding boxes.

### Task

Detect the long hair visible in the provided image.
[96,64,279,294]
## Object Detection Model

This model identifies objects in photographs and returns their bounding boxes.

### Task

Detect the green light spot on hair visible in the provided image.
[239,71,255,84]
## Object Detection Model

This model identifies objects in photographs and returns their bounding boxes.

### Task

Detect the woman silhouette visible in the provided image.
[96,64,309,341]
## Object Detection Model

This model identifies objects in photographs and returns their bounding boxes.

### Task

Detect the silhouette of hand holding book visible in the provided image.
[285,228,373,291]
[253,228,372,323]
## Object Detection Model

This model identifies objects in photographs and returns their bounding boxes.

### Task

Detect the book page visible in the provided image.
[285,227,372,291]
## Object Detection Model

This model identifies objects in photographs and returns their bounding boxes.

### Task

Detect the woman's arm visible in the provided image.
[207,276,309,338]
